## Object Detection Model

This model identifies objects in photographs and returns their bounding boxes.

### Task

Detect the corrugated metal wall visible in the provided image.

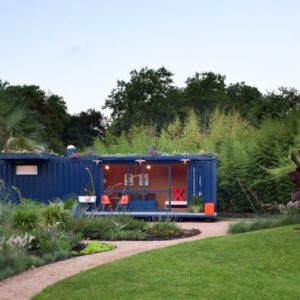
[0,160,103,203]
[0,157,216,205]
[187,160,217,204]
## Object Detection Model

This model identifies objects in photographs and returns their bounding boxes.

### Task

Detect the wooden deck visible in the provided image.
[86,210,217,220]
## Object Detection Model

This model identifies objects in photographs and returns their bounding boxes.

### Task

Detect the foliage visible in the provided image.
[188,195,203,212]
[32,226,82,255]
[42,201,70,226]
[228,214,300,234]
[104,67,177,135]
[77,241,116,255]
[33,225,300,300]
[12,205,42,231]
[145,221,182,237]
[63,109,105,151]
[0,86,45,152]
[0,244,43,280]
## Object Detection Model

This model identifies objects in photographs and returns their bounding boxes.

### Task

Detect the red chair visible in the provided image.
[116,194,129,212]
[100,194,113,211]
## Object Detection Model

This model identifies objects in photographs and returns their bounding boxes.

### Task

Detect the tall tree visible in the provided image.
[63,109,105,150]
[183,72,230,131]
[104,67,178,135]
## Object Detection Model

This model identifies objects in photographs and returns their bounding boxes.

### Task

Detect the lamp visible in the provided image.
[104,164,110,170]
[92,159,102,165]
[146,164,151,170]
[135,159,146,165]
[180,158,191,164]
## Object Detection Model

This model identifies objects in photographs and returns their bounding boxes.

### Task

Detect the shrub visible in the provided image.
[79,241,116,255]
[228,214,300,234]
[63,196,77,210]
[0,201,15,226]
[107,229,146,240]
[145,221,182,237]
[42,201,70,226]
[12,207,41,232]
[0,241,43,280]
[33,227,82,255]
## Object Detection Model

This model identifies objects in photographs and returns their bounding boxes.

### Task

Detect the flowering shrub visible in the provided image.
[278,200,300,215]
[0,233,34,250]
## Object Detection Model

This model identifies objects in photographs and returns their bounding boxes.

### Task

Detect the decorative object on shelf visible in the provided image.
[138,173,149,186]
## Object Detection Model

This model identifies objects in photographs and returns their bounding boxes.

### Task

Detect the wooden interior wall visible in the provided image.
[104,163,187,209]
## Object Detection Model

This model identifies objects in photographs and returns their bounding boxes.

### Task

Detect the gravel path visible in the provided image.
[0,221,230,300]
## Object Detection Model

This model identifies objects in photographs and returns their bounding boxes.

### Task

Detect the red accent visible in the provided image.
[172,188,185,201]
[118,194,129,205]
[204,203,215,215]
[101,194,113,208]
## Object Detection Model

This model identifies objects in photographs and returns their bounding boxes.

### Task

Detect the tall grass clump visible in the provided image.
[228,214,300,234]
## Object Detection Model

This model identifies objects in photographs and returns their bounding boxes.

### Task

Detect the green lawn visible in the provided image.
[34,225,300,300]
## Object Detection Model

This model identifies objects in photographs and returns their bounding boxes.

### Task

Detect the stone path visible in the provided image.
[0,221,230,300]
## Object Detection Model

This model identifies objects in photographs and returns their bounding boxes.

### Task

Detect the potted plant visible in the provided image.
[188,195,203,213]
[78,167,97,203]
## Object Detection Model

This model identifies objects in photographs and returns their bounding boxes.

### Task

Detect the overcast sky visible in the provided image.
[1,0,300,114]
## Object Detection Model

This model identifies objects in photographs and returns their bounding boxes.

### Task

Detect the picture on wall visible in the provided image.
[124,173,134,186]
[139,173,149,186]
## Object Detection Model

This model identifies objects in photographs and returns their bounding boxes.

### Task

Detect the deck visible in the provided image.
[86,210,217,220]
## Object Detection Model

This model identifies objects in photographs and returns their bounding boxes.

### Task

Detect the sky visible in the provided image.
[1,0,300,114]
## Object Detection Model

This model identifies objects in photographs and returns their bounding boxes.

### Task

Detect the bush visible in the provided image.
[72,216,145,240]
[0,243,43,280]
[42,201,70,227]
[0,201,15,226]
[63,196,77,210]
[228,214,300,234]
[107,229,146,240]
[145,221,182,237]
[33,227,82,255]
[12,207,42,232]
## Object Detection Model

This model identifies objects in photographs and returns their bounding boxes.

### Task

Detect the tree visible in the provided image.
[226,82,263,123]
[0,88,45,152]
[104,67,178,135]
[183,72,230,131]
[4,84,68,153]
[63,109,106,150]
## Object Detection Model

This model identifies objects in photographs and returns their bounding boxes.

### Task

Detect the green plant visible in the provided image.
[33,227,82,255]
[228,214,300,234]
[107,229,146,240]
[145,221,182,237]
[0,245,43,280]
[63,196,77,210]
[12,207,42,231]
[79,241,116,255]
[42,201,70,226]
[188,195,203,212]
[83,167,95,196]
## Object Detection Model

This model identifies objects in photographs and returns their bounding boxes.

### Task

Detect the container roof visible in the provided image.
[0,153,216,162]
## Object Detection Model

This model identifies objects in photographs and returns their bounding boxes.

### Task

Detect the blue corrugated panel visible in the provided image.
[0,154,216,207]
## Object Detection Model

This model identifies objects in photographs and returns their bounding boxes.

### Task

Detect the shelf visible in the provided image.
[165,201,187,206]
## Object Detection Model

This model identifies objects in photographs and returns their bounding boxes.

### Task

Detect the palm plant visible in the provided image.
[0,91,45,152]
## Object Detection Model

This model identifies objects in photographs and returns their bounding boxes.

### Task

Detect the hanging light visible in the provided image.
[135,159,146,165]
[146,164,151,170]
[180,158,191,164]
[104,164,110,170]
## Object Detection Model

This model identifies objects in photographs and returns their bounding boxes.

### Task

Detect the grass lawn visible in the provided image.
[34,225,300,300]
